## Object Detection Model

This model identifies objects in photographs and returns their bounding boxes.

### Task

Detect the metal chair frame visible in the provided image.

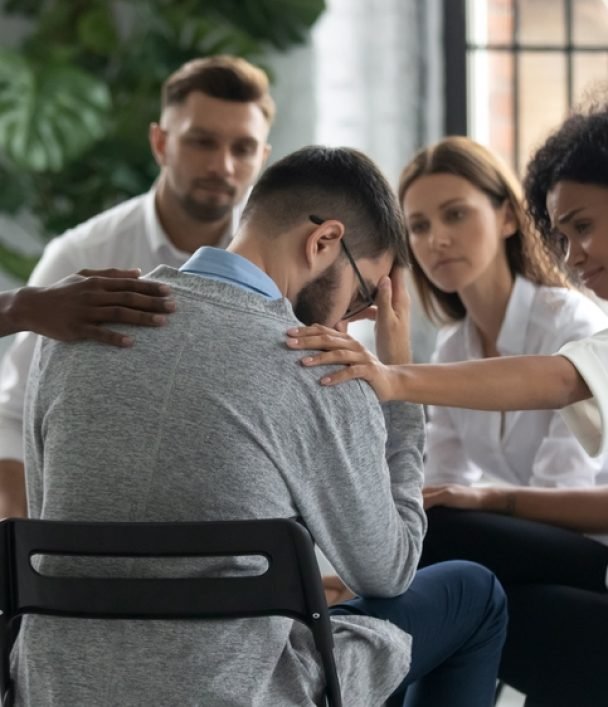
[0,517,342,706]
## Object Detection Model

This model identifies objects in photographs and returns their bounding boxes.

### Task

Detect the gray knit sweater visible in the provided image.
[16,266,426,706]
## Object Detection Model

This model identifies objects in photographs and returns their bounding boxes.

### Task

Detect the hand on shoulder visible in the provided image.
[10,268,176,346]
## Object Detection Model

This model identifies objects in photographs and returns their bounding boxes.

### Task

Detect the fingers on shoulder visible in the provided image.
[77,268,141,279]
[321,362,376,386]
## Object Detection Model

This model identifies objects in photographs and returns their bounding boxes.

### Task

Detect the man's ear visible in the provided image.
[149,123,167,167]
[262,143,272,166]
[304,219,345,272]
[501,202,518,239]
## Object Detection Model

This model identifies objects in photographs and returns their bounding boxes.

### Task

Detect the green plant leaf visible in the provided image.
[3,0,40,15]
[0,160,33,216]
[210,0,326,50]
[0,0,327,280]
[77,5,119,55]
[0,50,111,172]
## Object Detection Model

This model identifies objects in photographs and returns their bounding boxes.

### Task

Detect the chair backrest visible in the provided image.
[0,517,342,707]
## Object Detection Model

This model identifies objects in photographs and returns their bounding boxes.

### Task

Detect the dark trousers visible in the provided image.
[421,507,608,707]
[331,560,507,707]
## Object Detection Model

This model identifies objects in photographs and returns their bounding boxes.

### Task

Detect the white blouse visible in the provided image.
[424,276,608,488]
[560,328,608,459]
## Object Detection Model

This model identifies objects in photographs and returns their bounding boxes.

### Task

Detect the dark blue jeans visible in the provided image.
[330,560,507,707]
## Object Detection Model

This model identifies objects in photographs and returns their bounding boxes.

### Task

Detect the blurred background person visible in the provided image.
[0,55,274,519]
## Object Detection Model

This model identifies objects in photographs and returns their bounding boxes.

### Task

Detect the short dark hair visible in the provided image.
[161,55,275,125]
[241,146,408,266]
[524,100,608,249]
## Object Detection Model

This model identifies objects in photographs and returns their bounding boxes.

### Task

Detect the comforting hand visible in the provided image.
[286,324,401,401]
[423,484,490,511]
[286,267,411,401]
[15,268,176,346]
[322,575,355,606]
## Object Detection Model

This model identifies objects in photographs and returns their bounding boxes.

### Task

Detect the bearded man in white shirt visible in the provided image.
[0,54,273,518]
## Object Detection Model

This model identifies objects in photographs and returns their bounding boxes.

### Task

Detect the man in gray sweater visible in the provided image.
[18,146,506,706]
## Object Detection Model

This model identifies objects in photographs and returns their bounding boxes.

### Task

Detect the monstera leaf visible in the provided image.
[0,50,111,172]
[211,0,326,50]
[0,0,327,280]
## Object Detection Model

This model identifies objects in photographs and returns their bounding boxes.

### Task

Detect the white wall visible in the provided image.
[268,0,444,178]
[267,0,443,361]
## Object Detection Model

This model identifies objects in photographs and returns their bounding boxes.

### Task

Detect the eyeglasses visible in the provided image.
[309,215,377,320]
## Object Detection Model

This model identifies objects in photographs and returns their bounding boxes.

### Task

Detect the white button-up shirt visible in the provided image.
[424,276,608,488]
[0,189,241,461]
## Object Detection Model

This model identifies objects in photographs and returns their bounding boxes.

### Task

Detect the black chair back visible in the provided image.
[0,517,342,707]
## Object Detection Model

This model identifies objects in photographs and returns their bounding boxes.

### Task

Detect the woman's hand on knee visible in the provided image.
[423,484,489,511]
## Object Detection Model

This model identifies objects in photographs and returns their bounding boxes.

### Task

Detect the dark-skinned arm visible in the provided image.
[0,268,176,519]
[0,268,176,346]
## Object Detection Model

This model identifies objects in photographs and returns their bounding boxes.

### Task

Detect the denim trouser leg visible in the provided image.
[330,560,507,707]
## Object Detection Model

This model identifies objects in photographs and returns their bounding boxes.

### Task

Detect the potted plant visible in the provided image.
[0,0,325,279]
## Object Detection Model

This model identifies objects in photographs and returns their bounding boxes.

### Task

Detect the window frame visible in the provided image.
[443,0,608,171]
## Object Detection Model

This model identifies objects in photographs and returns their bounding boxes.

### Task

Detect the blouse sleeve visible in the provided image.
[558,328,608,458]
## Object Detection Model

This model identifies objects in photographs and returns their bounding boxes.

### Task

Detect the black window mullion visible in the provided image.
[444,0,608,164]
[443,0,468,135]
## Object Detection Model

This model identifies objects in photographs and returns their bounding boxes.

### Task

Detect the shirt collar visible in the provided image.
[144,186,243,259]
[179,247,283,300]
[143,188,187,261]
[464,275,533,357]
[496,275,535,355]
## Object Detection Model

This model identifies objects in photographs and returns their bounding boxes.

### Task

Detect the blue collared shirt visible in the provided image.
[179,247,282,300]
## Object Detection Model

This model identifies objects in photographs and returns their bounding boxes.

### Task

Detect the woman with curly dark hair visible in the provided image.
[287,100,608,706]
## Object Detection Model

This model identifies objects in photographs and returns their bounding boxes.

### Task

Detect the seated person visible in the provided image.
[287,100,608,707]
[15,146,506,707]
[400,136,608,491]
[0,53,274,519]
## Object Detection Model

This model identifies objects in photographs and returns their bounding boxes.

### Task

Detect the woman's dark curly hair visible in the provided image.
[524,100,608,254]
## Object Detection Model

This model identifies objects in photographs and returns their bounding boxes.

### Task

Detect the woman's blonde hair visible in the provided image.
[398,136,569,325]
